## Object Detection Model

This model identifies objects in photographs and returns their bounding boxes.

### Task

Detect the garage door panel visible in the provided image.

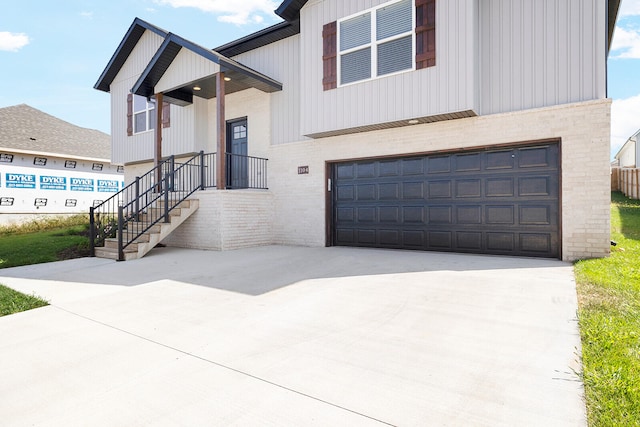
[357,162,376,178]
[403,182,424,199]
[519,176,551,196]
[336,185,355,201]
[380,229,400,246]
[520,233,552,253]
[457,206,482,224]
[428,231,452,249]
[428,156,451,173]
[456,179,482,198]
[487,233,515,251]
[357,184,376,200]
[379,183,400,200]
[357,207,376,222]
[519,146,556,168]
[404,230,425,247]
[403,206,424,223]
[486,178,514,197]
[428,181,452,198]
[486,150,515,170]
[333,143,559,258]
[379,206,400,223]
[456,232,483,250]
[520,206,551,225]
[402,158,424,175]
[429,206,452,224]
[379,160,400,176]
[454,153,482,172]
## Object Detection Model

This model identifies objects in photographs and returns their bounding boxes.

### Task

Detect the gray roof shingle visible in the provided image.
[0,104,111,160]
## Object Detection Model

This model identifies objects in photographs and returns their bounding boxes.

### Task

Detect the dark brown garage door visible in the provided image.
[332,143,560,258]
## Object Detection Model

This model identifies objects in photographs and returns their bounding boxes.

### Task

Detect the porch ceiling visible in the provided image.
[132,33,282,106]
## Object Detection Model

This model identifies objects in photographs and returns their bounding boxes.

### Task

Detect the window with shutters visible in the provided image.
[338,0,414,86]
[133,94,156,134]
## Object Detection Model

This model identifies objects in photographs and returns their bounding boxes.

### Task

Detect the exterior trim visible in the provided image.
[306,110,477,139]
[132,33,283,101]
[215,20,300,57]
[275,0,308,21]
[94,18,168,93]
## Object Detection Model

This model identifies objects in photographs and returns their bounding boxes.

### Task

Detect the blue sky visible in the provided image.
[1,0,639,159]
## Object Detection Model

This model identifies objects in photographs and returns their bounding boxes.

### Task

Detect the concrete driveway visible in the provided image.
[0,246,585,426]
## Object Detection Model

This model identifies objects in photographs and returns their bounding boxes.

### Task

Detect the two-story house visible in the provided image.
[94,0,620,261]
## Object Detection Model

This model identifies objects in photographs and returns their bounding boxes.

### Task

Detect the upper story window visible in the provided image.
[133,94,156,134]
[338,0,414,86]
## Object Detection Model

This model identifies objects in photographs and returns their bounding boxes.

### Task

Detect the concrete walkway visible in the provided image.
[0,246,585,426]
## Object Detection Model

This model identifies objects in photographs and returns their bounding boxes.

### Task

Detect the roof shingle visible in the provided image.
[0,104,111,160]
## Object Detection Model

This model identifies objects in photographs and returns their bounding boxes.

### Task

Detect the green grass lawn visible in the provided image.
[0,224,90,269]
[574,192,640,426]
[0,284,48,316]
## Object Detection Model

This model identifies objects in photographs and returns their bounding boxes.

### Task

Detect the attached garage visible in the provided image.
[331,142,560,258]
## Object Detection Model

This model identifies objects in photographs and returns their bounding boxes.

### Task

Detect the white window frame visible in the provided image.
[133,94,156,134]
[337,0,416,87]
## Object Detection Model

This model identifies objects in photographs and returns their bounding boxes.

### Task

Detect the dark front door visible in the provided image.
[332,142,560,258]
[226,118,248,189]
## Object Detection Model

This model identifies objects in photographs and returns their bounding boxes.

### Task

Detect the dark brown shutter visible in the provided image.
[126,93,133,136]
[416,0,436,69]
[162,102,170,128]
[322,21,337,90]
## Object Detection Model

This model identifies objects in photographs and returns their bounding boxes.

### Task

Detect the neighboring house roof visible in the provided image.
[0,104,111,160]
[614,128,640,160]
[132,32,282,105]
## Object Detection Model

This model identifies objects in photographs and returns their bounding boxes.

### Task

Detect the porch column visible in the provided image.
[154,92,163,188]
[216,72,226,190]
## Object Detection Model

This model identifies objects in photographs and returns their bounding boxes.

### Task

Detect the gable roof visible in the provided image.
[0,104,111,160]
[132,32,282,105]
[94,18,169,93]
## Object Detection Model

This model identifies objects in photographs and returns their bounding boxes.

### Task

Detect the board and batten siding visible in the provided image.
[110,30,165,164]
[478,0,607,115]
[232,35,304,145]
[110,30,207,164]
[156,48,220,94]
[299,0,478,138]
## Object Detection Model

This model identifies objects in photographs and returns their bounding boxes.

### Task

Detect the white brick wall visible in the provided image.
[268,99,611,261]
[125,99,611,261]
[163,190,274,250]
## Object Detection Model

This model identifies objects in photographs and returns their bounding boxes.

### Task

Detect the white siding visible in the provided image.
[299,0,478,137]
[479,0,607,115]
[156,48,220,93]
[233,35,304,145]
[110,31,165,164]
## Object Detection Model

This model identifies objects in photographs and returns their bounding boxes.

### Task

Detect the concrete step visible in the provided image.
[94,198,199,261]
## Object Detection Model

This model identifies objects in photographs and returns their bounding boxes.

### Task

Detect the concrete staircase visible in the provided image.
[95,199,198,261]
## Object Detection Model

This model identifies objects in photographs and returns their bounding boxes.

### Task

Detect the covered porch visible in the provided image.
[130,32,282,190]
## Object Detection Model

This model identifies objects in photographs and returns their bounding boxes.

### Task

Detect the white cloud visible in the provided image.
[155,0,278,25]
[611,93,640,157]
[619,0,640,17]
[611,26,640,58]
[80,11,94,19]
[0,31,29,52]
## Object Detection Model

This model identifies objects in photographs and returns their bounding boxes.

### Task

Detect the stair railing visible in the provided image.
[90,151,216,260]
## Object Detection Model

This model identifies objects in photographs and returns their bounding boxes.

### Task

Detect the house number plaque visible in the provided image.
[298,166,309,174]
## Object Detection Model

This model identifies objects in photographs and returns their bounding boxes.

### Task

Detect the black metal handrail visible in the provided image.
[89,151,268,261]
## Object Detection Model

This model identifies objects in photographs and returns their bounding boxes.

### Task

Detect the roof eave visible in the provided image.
[94,18,168,93]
